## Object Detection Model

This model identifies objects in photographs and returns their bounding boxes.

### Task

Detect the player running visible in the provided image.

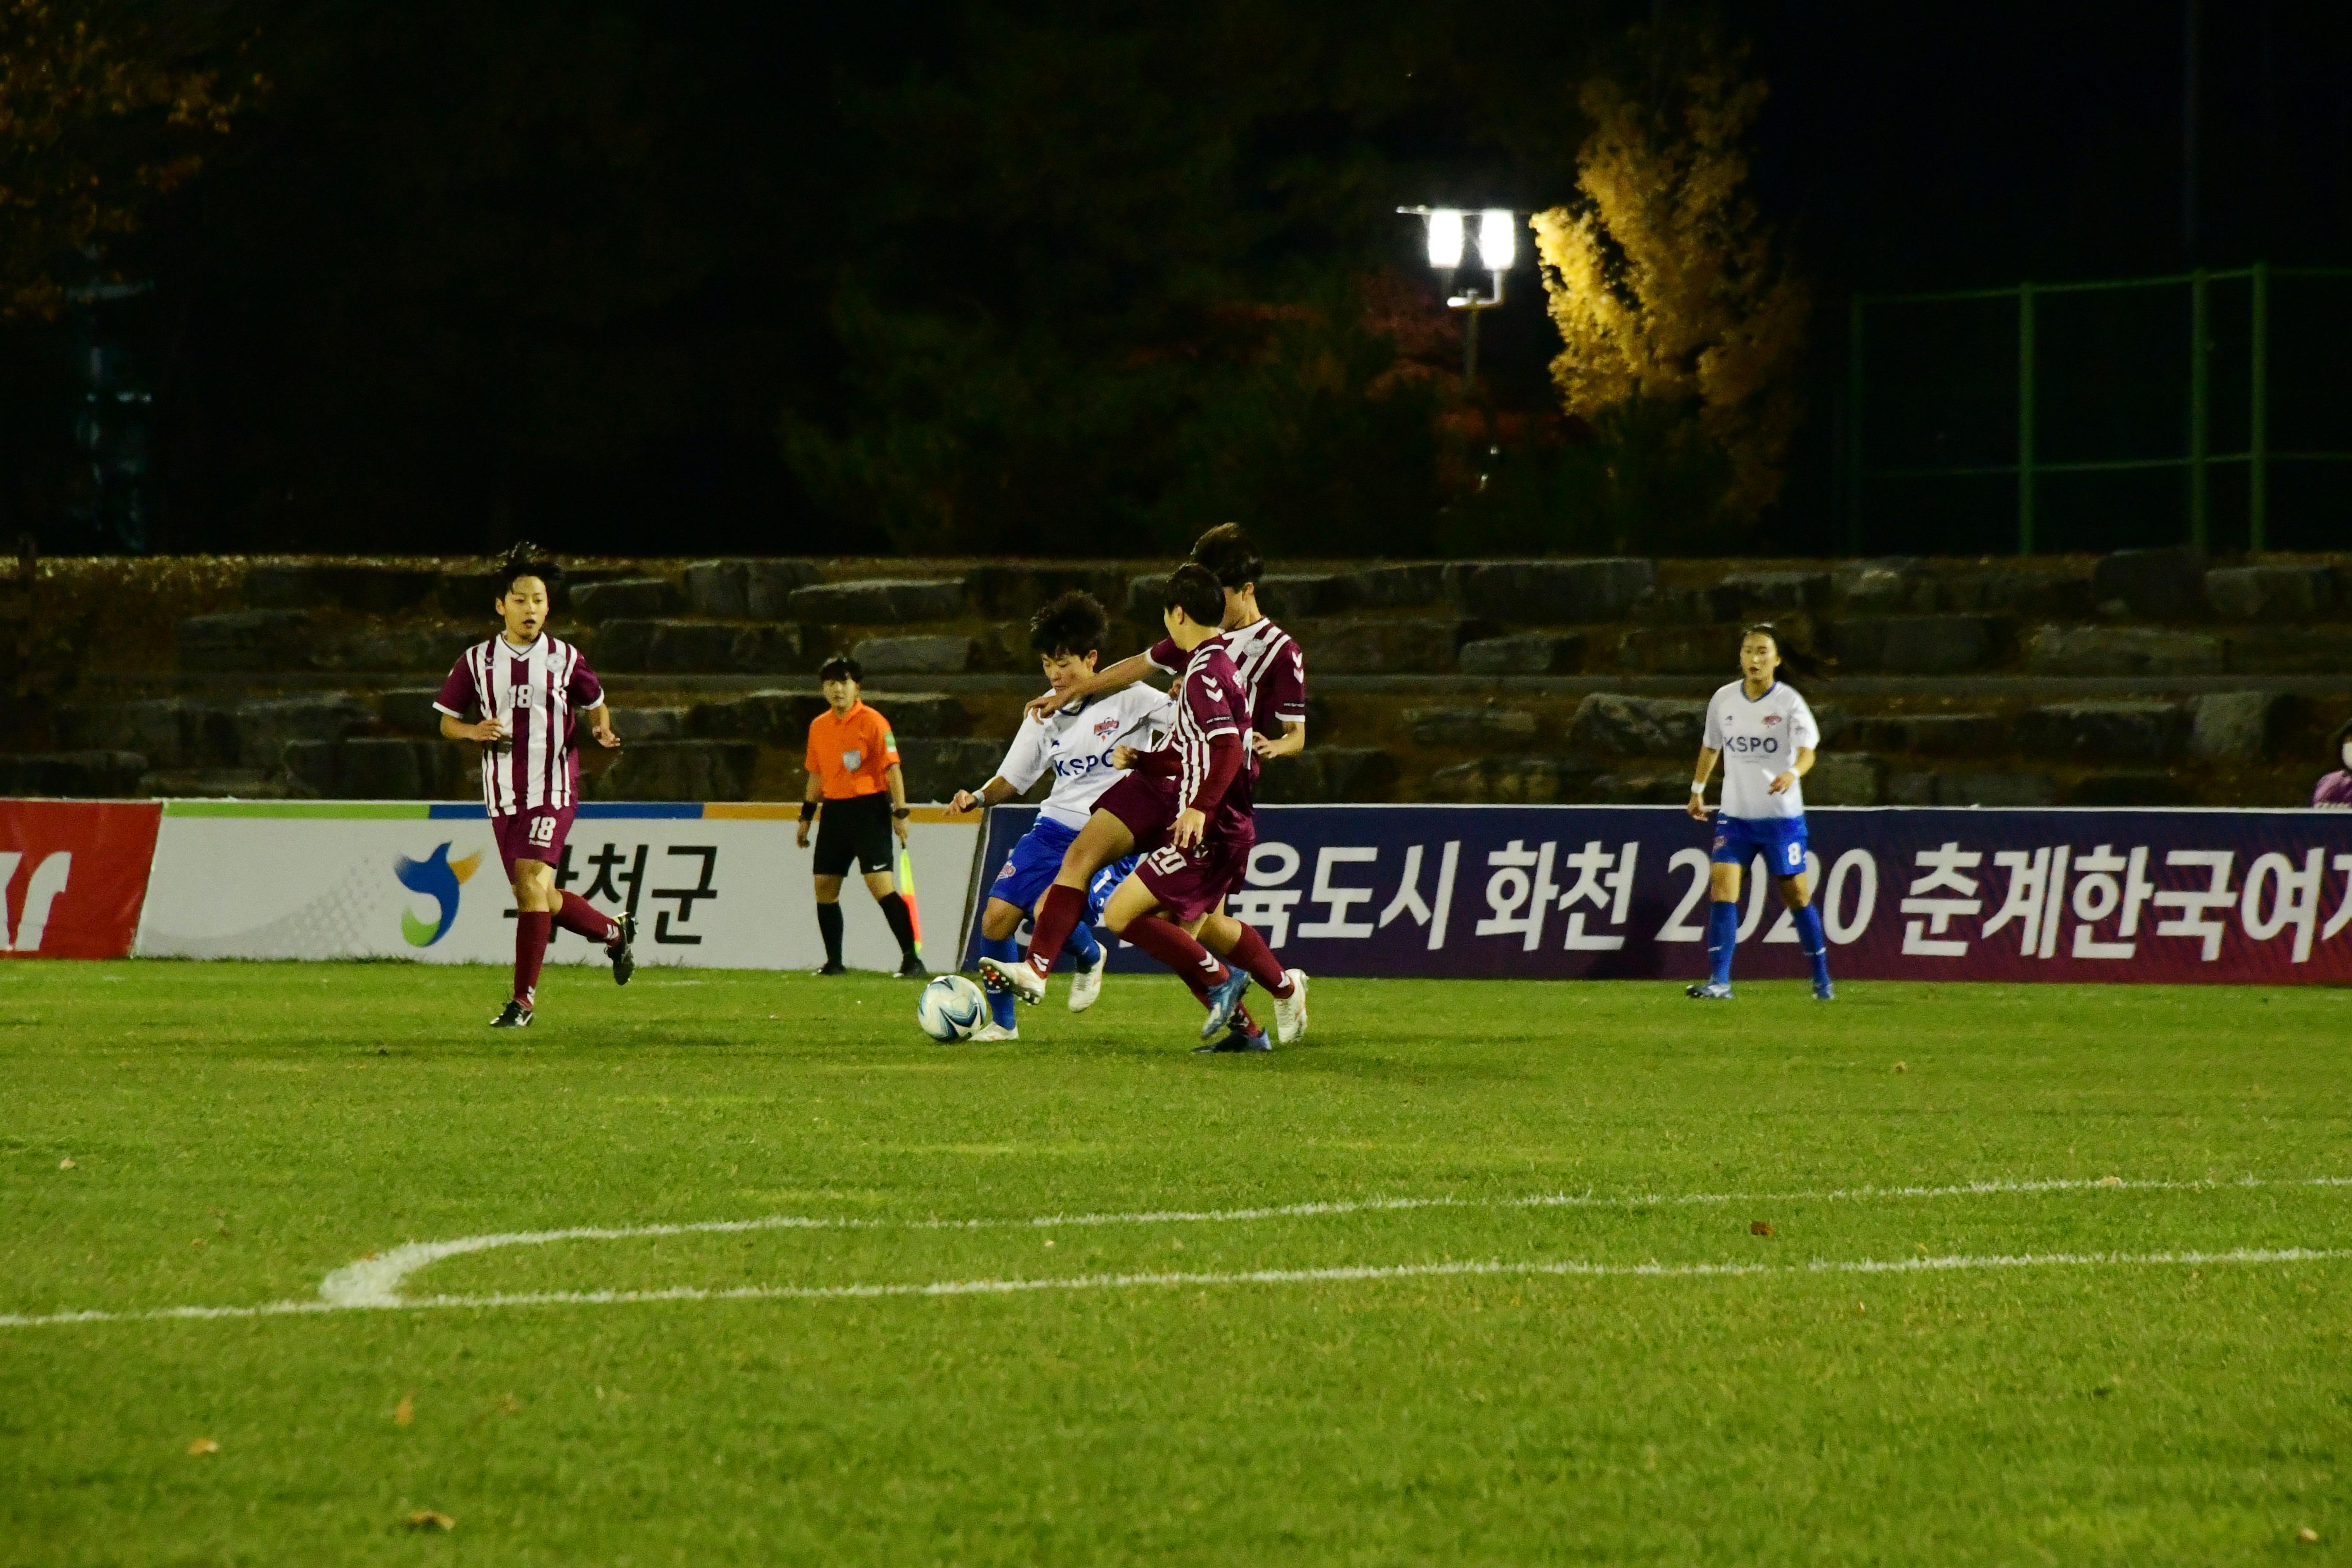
[433,544,635,1028]
[1017,523,1308,1046]
[1685,622,1834,1002]
[985,565,1266,1047]
[949,592,1172,1040]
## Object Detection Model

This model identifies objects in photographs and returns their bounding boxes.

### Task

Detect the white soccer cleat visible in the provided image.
[969,1022,1020,1042]
[1067,953,1106,1012]
[1272,969,1309,1045]
[977,955,1046,1006]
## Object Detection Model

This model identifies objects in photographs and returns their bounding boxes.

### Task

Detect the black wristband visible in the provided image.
[891,806,910,819]
[798,801,817,824]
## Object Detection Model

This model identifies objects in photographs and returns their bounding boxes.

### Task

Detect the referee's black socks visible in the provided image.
[877,893,919,962]
[816,902,845,968]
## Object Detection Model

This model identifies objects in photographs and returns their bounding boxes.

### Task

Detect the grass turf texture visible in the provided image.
[5,964,2350,1565]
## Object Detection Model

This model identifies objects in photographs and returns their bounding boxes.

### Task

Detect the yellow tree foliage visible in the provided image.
[0,0,250,319]
[1531,30,1808,527]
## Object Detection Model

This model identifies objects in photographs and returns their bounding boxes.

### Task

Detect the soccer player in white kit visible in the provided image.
[950,593,1172,1040]
[1685,623,1834,1001]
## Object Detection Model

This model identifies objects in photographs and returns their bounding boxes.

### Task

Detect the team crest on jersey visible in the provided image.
[1762,713,1782,726]
[1093,715,1121,738]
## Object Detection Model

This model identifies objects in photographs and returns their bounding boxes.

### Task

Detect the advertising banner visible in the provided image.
[962,804,2352,985]
[0,800,163,958]
[137,802,981,971]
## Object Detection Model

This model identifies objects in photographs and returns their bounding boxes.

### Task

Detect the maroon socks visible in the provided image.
[554,892,620,947]
[1023,883,1089,979]
[1120,915,1231,989]
[1161,928,1264,1039]
[513,911,551,1006]
[1219,923,1294,999]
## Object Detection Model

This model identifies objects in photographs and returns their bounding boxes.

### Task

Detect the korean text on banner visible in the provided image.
[0,800,163,959]
[964,803,2352,985]
[137,802,980,971]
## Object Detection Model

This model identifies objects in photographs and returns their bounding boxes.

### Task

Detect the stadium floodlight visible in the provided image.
[1397,204,1518,387]
[1424,208,1465,270]
[1477,208,1515,272]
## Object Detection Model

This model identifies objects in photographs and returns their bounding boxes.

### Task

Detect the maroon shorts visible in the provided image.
[1135,824,1255,926]
[493,803,574,881]
[1094,770,1180,855]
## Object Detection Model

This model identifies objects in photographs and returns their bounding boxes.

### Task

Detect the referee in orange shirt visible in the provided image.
[797,654,925,977]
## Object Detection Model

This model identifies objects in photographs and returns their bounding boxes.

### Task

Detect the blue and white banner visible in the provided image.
[964,804,2352,984]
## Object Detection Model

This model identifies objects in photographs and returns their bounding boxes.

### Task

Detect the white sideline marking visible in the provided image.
[316,1173,2352,1309]
[5,1247,2347,1330]
[5,1172,2347,1331]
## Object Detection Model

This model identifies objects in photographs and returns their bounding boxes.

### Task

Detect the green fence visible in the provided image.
[1847,264,2352,556]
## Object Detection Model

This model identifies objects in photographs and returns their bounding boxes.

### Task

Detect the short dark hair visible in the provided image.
[493,541,561,599]
[1029,590,1108,659]
[1162,563,1226,628]
[1190,522,1262,591]
[818,653,863,684]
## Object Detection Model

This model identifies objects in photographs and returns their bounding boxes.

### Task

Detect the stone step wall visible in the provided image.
[8,547,2350,808]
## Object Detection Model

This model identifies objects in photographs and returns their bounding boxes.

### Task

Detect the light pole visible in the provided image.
[1399,207,1515,389]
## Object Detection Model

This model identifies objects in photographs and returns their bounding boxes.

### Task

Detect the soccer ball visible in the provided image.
[916,974,988,1042]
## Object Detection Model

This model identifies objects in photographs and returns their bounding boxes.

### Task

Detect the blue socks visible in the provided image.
[1793,903,1832,990]
[1064,918,1103,970]
[980,935,1021,1029]
[1707,899,1738,987]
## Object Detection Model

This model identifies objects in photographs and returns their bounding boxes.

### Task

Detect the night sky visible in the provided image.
[7,0,2347,559]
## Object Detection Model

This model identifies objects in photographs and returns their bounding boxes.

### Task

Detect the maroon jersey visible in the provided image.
[1150,615,1304,806]
[1161,635,1253,840]
[2315,770,2352,809]
[434,634,602,817]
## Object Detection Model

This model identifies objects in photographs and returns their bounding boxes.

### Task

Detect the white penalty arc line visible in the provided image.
[311,1173,2352,1311]
[5,1247,2349,1330]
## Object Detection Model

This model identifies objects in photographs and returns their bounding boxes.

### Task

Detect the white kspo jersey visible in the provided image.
[1702,679,1820,820]
[994,684,1175,829]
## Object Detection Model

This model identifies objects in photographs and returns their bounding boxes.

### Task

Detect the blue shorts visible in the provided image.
[1711,814,1809,876]
[990,817,1137,924]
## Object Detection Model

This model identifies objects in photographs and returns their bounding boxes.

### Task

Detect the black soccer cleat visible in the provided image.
[897,953,928,979]
[815,961,847,976]
[1195,1022,1271,1054]
[490,1001,534,1029]
[608,911,637,987]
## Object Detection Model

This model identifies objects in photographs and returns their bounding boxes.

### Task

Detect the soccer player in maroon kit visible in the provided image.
[433,547,636,1027]
[1017,523,1308,1047]
[982,564,1267,1048]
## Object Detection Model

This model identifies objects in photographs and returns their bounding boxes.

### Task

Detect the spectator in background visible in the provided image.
[2312,718,2352,808]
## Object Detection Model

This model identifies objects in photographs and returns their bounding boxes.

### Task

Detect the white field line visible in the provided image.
[7,1174,2349,1331]
[314,1173,2352,1310]
[5,1247,2348,1330]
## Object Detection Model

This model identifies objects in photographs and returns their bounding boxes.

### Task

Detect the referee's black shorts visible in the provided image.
[812,792,895,877]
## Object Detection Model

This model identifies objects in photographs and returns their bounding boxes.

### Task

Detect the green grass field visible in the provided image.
[5,961,2350,1565]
